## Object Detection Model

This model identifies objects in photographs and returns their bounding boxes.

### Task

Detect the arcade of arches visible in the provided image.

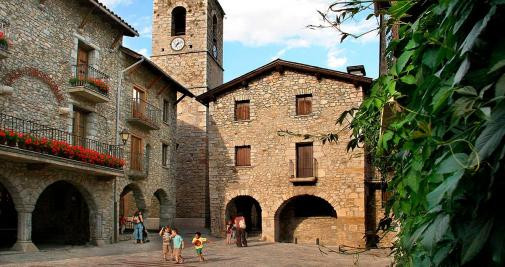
[119,185,170,230]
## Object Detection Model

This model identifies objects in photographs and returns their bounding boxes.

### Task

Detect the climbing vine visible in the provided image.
[316,0,505,265]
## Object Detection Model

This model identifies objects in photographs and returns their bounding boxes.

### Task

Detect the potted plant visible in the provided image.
[0,129,6,145]
[0,31,8,51]
[5,130,17,147]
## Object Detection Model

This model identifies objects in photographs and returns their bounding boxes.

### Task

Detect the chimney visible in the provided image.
[347,65,366,76]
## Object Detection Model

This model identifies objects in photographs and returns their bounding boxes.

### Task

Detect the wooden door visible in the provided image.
[72,109,88,147]
[132,87,146,119]
[130,136,142,171]
[77,47,89,79]
[296,143,313,177]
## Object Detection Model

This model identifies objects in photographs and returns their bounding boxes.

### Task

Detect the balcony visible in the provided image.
[289,158,318,183]
[0,112,124,177]
[68,64,110,103]
[127,98,161,130]
[126,152,149,180]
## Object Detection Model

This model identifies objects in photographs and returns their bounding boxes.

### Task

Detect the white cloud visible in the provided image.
[327,47,347,68]
[136,48,149,57]
[220,0,377,69]
[99,0,133,7]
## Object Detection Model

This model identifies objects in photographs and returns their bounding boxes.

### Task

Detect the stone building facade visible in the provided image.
[151,0,225,227]
[197,60,373,246]
[0,0,192,251]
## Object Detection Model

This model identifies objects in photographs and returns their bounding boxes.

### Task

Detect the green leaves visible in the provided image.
[474,101,505,160]
[460,6,496,55]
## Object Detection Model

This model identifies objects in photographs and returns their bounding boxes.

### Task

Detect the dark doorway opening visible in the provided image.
[32,181,90,247]
[226,196,262,236]
[277,195,336,243]
[0,182,17,250]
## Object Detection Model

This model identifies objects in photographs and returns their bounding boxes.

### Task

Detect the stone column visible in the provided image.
[12,205,38,252]
[262,216,276,242]
[92,211,106,246]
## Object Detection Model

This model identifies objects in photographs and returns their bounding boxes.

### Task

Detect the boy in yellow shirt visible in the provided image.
[192,232,209,261]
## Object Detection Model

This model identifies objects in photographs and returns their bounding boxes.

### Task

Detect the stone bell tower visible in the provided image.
[151,0,224,228]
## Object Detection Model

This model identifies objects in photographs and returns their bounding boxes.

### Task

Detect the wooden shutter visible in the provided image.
[131,136,142,171]
[162,144,168,166]
[235,101,250,121]
[163,99,169,123]
[77,46,89,78]
[235,146,251,166]
[72,109,88,147]
[132,87,146,119]
[296,143,313,177]
[296,94,312,115]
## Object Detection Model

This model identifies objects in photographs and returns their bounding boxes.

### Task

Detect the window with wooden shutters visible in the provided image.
[163,99,169,123]
[235,100,250,121]
[296,94,312,115]
[296,143,313,177]
[130,136,142,171]
[235,146,251,166]
[162,143,169,167]
[72,108,88,147]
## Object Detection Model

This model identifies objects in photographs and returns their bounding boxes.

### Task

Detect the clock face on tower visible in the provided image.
[171,37,185,51]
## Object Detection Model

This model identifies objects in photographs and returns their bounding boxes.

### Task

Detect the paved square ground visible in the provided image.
[0,231,392,267]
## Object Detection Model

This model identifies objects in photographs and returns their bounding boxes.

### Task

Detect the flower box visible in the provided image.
[0,128,124,169]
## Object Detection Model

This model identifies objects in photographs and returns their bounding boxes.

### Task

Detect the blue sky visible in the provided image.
[102,0,379,82]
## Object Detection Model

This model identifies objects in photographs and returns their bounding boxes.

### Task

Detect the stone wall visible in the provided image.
[208,69,367,247]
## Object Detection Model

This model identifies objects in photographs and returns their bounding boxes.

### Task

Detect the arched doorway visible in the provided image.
[226,196,262,236]
[32,181,91,247]
[119,184,146,235]
[275,195,337,245]
[0,182,17,250]
[147,189,169,230]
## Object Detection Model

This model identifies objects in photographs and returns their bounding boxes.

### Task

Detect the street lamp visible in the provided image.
[120,129,130,145]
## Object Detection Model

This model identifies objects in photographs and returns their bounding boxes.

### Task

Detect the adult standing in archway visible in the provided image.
[133,210,144,244]
[234,214,247,247]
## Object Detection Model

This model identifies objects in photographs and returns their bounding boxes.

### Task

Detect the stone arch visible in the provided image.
[225,195,262,235]
[150,188,171,229]
[119,183,147,218]
[273,194,338,245]
[0,175,24,210]
[32,180,98,246]
[3,67,65,105]
[0,178,19,249]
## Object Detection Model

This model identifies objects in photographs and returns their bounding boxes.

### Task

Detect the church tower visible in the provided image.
[152,0,224,228]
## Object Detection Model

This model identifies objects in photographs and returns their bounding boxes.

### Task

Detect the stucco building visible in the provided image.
[0,0,193,251]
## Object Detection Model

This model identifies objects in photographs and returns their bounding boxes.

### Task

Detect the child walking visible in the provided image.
[226,220,233,245]
[192,232,209,262]
[159,226,174,261]
[171,228,184,264]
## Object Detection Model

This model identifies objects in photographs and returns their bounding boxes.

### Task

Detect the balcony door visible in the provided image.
[132,87,146,120]
[72,108,88,147]
[130,135,142,171]
[77,45,90,79]
[296,143,313,178]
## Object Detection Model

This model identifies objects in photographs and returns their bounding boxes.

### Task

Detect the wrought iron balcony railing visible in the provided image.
[128,98,161,130]
[128,151,149,179]
[69,64,111,98]
[289,158,318,182]
[0,112,124,169]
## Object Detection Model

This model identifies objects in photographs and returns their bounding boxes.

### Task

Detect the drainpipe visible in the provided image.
[113,56,144,243]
